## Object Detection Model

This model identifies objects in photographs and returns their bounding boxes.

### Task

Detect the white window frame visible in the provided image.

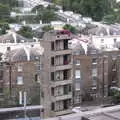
[18,65,23,72]
[75,70,81,79]
[76,60,80,66]
[17,76,24,85]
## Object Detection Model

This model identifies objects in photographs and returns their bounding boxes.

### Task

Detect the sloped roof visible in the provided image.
[0,32,30,43]
[5,45,44,62]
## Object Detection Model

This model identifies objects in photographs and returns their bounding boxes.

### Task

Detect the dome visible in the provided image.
[72,42,85,55]
[87,42,99,55]
[0,32,30,43]
[5,45,44,62]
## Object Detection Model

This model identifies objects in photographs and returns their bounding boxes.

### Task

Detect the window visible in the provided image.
[63,70,68,80]
[75,82,80,90]
[51,57,54,66]
[75,70,81,79]
[68,84,72,92]
[51,102,55,111]
[64,85,68,94]
[35,74,39,82]
[7,47,11,51]
[0,88,3,93]
[101,39,104,43]
[92,58,97,64]
[6,40,10,43]
[0,70,3,78]
[51,72,54,81]
[51,88,54,96]
[114,38,117,43]
[36,65,41,71]
[51,42,54,51]
[18,65,23,72]
[75,60,80,66]
[92,68,97,77]
[63,85,71,94]
[17,76,23,85]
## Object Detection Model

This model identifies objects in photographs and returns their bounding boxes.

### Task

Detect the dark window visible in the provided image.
[0,88,3,93]
[64,85,68,94]
[92,58,97,63]
[51,42,54,51]
[51,57,54,66]
[41,91,44,98]
[51,72,54,81]
[35,74,38,82]
[51,88,54,96]
[64,40,68,50]
[68,84,72,92]
[114,38,117,43]
[64,70,68,80]
[63,100,68,109]
[51,102,55,111]
[7,47,10,50]
[0,70,3,77]
[63,55,68,65]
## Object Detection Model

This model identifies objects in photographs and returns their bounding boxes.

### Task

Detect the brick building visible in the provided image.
[0,45,44,107]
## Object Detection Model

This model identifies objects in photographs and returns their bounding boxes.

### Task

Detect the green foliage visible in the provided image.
[103,9,120,24]
[32,5,57,23]
[0,3,10,21]
[0,0,18,8]
[42,25,54,32]
[110,89,120,103]
[18,26,33,38]
[0,22,9,35]
[63,24,76,34]
[54,0,115,21]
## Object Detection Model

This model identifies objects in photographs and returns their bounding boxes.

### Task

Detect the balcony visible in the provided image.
[50,79,72,87]
[55,49,72,56]
[51,93,72,102]
[55,64,72,71]
[55,109,72,116]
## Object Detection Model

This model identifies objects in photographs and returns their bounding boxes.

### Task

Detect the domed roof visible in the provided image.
[5,45,44,62]
[0,32,30,43]
[88,27,108,36]
[72,41,85,55]
[87,42,99,55]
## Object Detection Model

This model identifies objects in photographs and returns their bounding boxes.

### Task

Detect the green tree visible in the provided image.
[54,0,114,21]
[110,89,120,104]
[0,0,18,8]
[103,9,120,24]
[42,25,54,32]
[32,5,57,23]
[0,22,9,35]
[0,4,10,22]
[63,24,76,34]
[18,26,33,38]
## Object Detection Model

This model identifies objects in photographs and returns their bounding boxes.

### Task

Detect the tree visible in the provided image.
[32,5,57,23]
[18,26,33,38]
[0,0,18,8]
[0,22,9,35]
[110,89,120,104]
[63,24,76,34]
[42,25,54,32]
[103,9,120,24]
[0,4,10,22]
[54,0,114,21]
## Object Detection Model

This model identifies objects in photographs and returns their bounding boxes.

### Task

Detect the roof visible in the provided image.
[5,44,44,62]
[0,32,32,43]
[88,24,120,36]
